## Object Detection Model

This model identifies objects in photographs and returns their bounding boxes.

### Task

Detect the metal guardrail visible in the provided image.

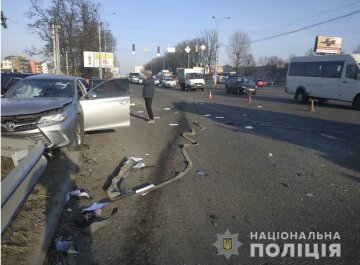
[1,139,47,233]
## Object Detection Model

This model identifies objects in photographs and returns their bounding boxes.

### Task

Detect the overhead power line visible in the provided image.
[252,0,360,34]
[252,8,360,43]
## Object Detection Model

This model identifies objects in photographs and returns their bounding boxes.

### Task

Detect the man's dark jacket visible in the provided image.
[142,77,155,98]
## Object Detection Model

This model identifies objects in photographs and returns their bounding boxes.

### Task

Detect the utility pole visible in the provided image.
[98,25,102,78]
[212,16,230,81]
[51,21,61,74]
[65,51,69,75]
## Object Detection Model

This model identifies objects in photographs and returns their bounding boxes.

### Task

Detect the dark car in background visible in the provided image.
[225,76,257,94]
[1,72,37,95]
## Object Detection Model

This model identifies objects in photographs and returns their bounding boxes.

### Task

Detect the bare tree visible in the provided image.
[305,48,314,56]
[227,31,251,73]
[199,30,217,73]
[353,44,360,54]
[26,0,116,76]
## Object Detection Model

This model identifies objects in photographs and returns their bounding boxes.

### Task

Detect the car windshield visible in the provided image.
[4,79,73,98]
[188,73,203,79]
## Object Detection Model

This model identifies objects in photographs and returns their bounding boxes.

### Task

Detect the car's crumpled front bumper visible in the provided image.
[1,114,77,149]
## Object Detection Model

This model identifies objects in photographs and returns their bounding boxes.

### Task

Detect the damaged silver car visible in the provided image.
[1,74,130,149]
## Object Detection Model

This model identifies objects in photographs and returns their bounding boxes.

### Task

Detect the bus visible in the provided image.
[285,54,360,109]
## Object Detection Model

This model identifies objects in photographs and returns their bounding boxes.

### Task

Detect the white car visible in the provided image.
[162,77,177,88]
[153,77,160,86]
[1,74,130,149]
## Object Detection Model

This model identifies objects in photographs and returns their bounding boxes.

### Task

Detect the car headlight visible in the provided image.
[38,112,68,124]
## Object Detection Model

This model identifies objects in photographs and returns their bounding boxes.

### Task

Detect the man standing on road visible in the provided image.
[143,70,155,124]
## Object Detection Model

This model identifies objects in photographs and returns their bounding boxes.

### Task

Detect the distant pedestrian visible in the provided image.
[142,70,155,124]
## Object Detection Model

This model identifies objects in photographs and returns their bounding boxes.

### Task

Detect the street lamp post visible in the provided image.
[98,24,102,78]
[212,16,230,82]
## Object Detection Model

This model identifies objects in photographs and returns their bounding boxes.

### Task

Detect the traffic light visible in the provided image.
[157,46,160,56]
[132,44,135,54]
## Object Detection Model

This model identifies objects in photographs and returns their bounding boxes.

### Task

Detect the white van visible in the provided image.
[285,54,360,108]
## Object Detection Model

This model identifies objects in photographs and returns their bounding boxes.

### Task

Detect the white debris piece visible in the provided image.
[130,103,136,106]
[137,110,144,113]
[66,189,90,202]
[257,106,263,108]
[269,153,273,157]
[136,184,155,194]
[82,202,108,212]
[204,114,212,117]
[133,162,145,169]
[130,157,143,162]
[244,126,254,129]
[215,116,224,119]
[154,116,160,119]
[164,108,171,110]
[169,123,179,126]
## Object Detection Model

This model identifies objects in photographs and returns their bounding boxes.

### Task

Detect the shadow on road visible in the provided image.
[173,101,360,176]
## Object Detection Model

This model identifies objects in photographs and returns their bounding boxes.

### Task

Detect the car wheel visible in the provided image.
[295,89,308,104]
[352,94,360,110]
[69,115,84,151]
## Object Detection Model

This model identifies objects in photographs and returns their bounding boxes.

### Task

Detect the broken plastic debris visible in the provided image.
[94,208,102,216]
[55,239,78,254]
[154,116,160,119]
[257,106,263,108]
[215,116,224,119]
[244,126,254,129]
[130,103,136,106]
[195,170,207,176]
[269,153,273,157]
[204,114,212,117]
[67,208,72,212]
[163,107,171,110]
[82,202,107,212]
[130,157,143,162]
[281,182,289,188]
[66,189,89,202]
[133,162,145,169]
[306,193,314,197]
[169,123,179,126]
[137,110,144,113]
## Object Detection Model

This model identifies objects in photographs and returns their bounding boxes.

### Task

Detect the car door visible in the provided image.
[80,78,130,131]
[339,63,360,101]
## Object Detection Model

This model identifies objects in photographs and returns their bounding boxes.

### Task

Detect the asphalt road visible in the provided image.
[45,83,360,265]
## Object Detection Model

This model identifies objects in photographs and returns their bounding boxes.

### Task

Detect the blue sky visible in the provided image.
[1,0,360,74]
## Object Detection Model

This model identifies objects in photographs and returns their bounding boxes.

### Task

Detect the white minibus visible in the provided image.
[285,54,360,109]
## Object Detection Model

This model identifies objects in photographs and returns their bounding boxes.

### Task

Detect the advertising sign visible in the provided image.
[314,36,342,54]
[84,51,94,67]
[167,47,176,53]
[84,51,114,68]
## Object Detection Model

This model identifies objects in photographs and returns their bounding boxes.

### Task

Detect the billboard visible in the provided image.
[83,51,114,68]
[314,36,342,54]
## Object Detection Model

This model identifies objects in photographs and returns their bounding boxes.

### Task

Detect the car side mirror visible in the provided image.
[86,91,97,99]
